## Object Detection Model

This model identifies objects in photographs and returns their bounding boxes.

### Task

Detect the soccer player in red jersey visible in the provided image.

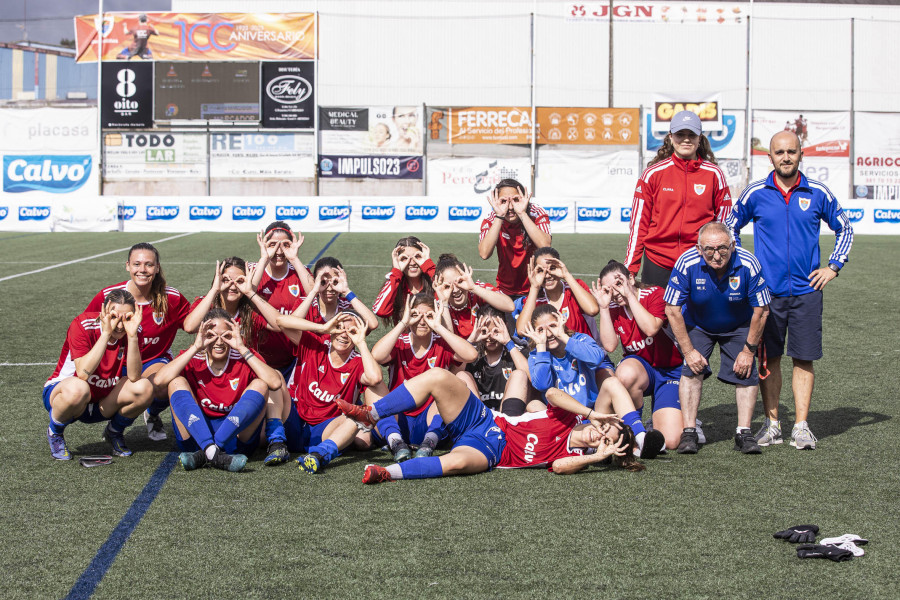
[85,243,190,442]
[478,179,552,298]
[294,257,378,331]
[432,253,514,339]
[594,260,689,451]
[333,370,643,483]
[514,247,600,338]
[44,289,154,460]
[370,294,478,461]
[154,309,284,472]
[372,236,435,325]
[116,14,158,60]
[275,311,383,474]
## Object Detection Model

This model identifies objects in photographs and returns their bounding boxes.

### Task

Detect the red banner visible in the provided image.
[75,13,315,63]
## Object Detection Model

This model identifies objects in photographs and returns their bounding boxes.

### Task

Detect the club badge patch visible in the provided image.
[729,276,740,290]
[229,378,240,391]
[798,197,811,211]
[561,307,570,321]
[153,312,164,325]
[502,367,512,380]
[340,372,350,385]
[288,284,300,297]
[694,184,706,195]
[427,356,437,369]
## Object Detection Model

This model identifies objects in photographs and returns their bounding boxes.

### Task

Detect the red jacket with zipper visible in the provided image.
[625,154,731,274]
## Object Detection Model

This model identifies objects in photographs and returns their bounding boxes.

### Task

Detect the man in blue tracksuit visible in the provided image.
[726,130,853,450]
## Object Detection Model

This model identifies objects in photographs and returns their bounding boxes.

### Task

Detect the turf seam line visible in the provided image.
[0,362,54,366]
[0,232,195,283]
[306,232,342,268]
[64,452,179,600]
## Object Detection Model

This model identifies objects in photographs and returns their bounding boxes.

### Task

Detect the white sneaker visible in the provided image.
[695,419,707,445]
[754,420,783,446]
[790,422,817,450]
[143,411,167,441]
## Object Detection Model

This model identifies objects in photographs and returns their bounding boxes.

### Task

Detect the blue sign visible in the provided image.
[3,155,92,193]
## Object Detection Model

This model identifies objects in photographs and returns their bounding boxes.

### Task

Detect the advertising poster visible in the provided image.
[446,107,533,144]
[101,62,153,128]
[751,110,849,157]
[565,2,748,24]
[154,62,259,122]
[75,12,315,62]
[318,156,422,180]
[750,156,849,201]
[536,108,638,145]
[644,109,745,160]
[651,93,722,133]
[426,157,532,199]
[319,106,423,155]
[261,62,315,129]
[103,132,207,180]
[0,107,97,152]
[853,112,900,200]
[535,149,639,198]
[210,133,315,179]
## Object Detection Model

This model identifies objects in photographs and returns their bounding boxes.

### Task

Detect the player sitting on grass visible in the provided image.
[335,369,644,484]
[44,289,154,460]
[154,309,283,472]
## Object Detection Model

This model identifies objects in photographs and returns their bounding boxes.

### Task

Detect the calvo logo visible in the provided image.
[577,207,612,221]
[621,207,632,221]
[842,208,864,223]
[118,205,137,220]
[189,206,222,220]
[146,206,179,220]
[275,206,309,220]
[874,209,900,223]
[3,155,92,194]
[448,206,481,221]
[545,207,568,222]
[233,206,266,220]
[362,206,396,220]
[266,75,313,105]
[18,206,51,220]
[0,206,8,220]
[406,206,439,220]
[320,206,351,220]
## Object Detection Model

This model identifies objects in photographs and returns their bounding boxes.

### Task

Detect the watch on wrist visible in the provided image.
[828,263,840,275]
[745,342,759,353]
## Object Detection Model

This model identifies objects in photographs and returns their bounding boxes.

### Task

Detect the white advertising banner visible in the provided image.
[319,106,423,156]
[750,157,849,203]
[565,2,749,25]
[349,198,486,234]
[209,132,315,179]
[853,112,900,200]
[0,107,98,152]
[103,132,208,180]
[426,157,532,199]
[571,198,634,234]
[535,149,639,200]
[751,110,850,157]
[530,199,577,234]
[0,197,115,232]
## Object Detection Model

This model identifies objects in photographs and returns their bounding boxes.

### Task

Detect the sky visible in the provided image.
[0,0,172,47]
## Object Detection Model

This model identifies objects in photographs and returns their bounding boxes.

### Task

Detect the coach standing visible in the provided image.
[726,131,853,450]
[664,222,771,455]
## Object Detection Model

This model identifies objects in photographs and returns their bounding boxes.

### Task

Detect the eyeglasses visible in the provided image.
[699,244,732,257]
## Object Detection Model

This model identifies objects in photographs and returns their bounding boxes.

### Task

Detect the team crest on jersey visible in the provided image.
[340,372,350,385]
[798,197,811,211]
[427,356,437,369]
[560,307,569,321]
[117,347,125,359]
[694,184,706,195]
[502,367,512,380]
[288,284,300,297]
[729,276,740,290]
[229,378,240,390]
[152,311,164,325]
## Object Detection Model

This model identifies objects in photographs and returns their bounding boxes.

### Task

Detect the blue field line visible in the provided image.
[64,452,178,600]
[306,232,342,268]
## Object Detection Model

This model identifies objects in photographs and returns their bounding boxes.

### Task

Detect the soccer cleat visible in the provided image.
[414,445,434,459]
[695,419,707,445]
[102,425,133,457]
[734,428,762,454]
[298,452,324,474]
[179,449,208,471]
[48,430,71,461]
[263,441,290,466]
[638,429,666,459]
[393,444,412,462]
[334,397,377,427]
[791,423,818,450]
[755,421,783,447]
[143,411,167,441]
[209,449,248,472]
[677,429,699,454]
[362,464,393,484]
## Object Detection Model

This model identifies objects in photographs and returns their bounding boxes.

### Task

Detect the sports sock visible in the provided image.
[420,431,440,450]
[205,445,218,460]
[386,464,403,479]
[107,412,136,435]
[424,414,445,445]
[48,414,72,435]
[374,415,402,443]
[213,390,265,448]
[147,396,170,418]
[265,418,286,444]
[502,397,526,416]
[386,432,406,452]
[307,439,340,465]
[398,456,444,479]
[170,389,214,450]
[622,410,646,436]
[372,384,418,419]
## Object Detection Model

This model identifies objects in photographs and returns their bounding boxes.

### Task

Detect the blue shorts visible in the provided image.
[173,412,263,455]
[763,291,823,362]
[444,392,506,470]
[684,324,758,386]
[120,354,171,377]
[618,355,681,412]
[279,357,298,382]
[42,382,109,424]
[284,408,337,453]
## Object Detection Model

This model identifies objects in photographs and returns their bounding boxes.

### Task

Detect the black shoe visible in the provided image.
[263,441,290,466]
[734,428,762,454]
[209,449,248,472]
[179,449,208,471]
[677,429,699,454]
[640,429,666,459]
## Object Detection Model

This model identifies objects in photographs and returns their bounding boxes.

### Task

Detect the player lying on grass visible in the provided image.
[153,309,283,472]
[44,289,154,460]
[335,369,644,484]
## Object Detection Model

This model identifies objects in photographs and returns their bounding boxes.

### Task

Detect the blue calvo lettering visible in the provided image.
[545,207,568,222]
[874,208,900,223]
[448,206,481,220]
[406,206,438,220]
[275,206,309,220]
[18,206,51,220]
[4,155,93,194]
[233,206,266,220]
[146,206,179,220]
[362,206,396,220]
[0,206,8,220]
[118,205,136,220]
[843,208,864,223]
[189,206,222,220]
[577,207,612,221]
[320,205,351,220]
[620,207,632,221]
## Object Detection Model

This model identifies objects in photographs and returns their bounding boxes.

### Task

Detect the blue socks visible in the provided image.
[375,415,402,444]
[623,410,647,436]
[265,418,286,444]
[372,384,418,419]
[48,413,72,435]
[147,396,170,418]
[107,412,136,434]
[170,389,214,450]
[213,390,266,448]
[307,439,340,465]
[398,456,444,479]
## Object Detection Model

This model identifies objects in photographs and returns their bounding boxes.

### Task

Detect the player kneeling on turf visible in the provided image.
[44,289,154,460]
[336,369,644,484]
[153,309,283,472]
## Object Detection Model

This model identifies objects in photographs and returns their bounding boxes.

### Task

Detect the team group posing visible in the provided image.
[43,112,854,484]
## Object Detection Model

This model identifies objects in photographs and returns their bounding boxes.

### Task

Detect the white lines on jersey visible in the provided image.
[0,232,196,283]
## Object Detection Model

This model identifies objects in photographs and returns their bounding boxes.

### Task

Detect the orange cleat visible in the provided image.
[335,397,378,427]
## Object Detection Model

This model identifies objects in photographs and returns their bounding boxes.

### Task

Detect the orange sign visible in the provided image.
[75,13,315,63]
[448,107,533,144]
[537,108,639,145]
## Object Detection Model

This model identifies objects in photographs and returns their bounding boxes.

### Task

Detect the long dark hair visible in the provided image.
[611,424,645,472]
[495,178,535,249]
[128,243,168,318]
[103,288,136,309]
[212,257,255,346]
[648,134,718,167]
[388,236,434,326]
[598,260,651,291]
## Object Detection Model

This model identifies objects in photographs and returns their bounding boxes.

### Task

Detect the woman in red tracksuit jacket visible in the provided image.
[624,110,732,287]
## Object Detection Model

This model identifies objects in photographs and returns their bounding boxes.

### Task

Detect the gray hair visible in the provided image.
[697,221,734,244]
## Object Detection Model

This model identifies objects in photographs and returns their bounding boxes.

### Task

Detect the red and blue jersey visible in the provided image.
[289,331,365,426]
[608,286,683,369]
[495,407,584,469]
[180,349,260,418]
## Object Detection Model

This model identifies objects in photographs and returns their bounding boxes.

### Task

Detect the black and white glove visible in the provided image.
[797,544,853,562]
[774,524,819,544]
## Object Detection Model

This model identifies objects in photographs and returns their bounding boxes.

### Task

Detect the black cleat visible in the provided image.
[677,429,699,454]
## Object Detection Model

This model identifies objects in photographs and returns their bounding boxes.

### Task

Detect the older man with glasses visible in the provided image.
[664,222,771,455]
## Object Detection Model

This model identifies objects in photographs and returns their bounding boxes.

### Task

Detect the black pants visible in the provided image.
[640,257,672,288]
